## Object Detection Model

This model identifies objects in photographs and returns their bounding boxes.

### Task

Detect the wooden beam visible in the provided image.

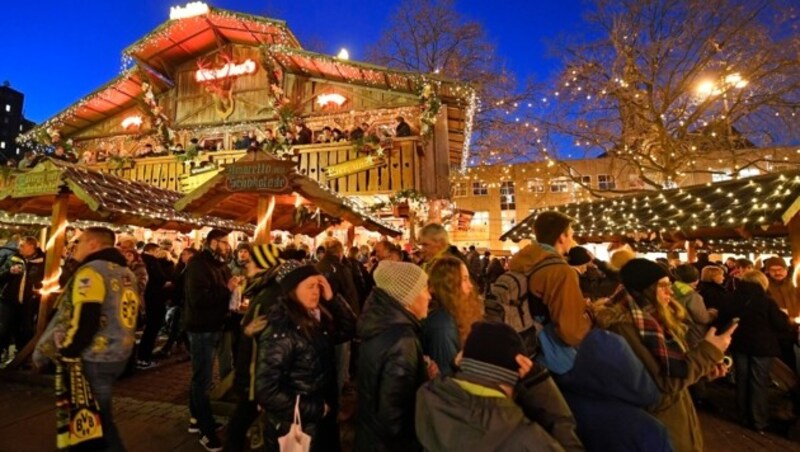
[7,194,69,369]
[254,195,276,245]
[789,215,800,270]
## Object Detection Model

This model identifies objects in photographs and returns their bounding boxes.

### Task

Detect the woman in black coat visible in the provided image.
[255,261,356,452]
[728,271,793,433]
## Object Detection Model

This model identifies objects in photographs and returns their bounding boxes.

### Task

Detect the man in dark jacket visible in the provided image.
[417,321,582,451]
[295,122,313,144]
[356,261,431,451]
[137,243,169,368]
[184,229,236,451]
[395,116,412,137]
[0,236,45,358]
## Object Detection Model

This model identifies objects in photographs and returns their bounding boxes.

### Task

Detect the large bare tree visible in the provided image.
[523,0,800,192]
[368,0,531,163]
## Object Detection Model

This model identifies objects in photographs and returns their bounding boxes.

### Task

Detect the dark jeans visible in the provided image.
[733,353,773,430]
[162,306,187,353]
[138,301,166,362]
[188,331,221,437]
[83,360,128,452]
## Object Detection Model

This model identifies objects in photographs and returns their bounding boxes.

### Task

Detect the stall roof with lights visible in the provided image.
[123,7,301,71]
[0,159,251,233]
[501,169,800,244]
[175,151,402,237]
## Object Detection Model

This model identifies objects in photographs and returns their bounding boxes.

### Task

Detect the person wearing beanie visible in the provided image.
[225,243,284,452]
[255,260,356,452]
[356,261,432,451]
[183,229,237,450]
[416,321,579,451]
[596,258,737,452]
[229,242,253,277]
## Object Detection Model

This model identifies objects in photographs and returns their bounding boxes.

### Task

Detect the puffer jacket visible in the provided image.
[255,294,355,441]
[356,288,427,452]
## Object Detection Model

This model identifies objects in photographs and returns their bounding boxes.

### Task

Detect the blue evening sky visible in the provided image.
[2,0,583,123]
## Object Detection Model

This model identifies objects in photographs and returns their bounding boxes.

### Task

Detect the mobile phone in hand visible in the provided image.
[716,317,740,335]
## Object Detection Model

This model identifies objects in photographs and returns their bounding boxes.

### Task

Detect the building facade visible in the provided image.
[451,147,800,251]
[0,83,34,162]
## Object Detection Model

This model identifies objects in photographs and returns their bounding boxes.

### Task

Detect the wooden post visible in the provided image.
[346,224,356,250]
[789,216,800,270]
[7,194,69,369]
[254,195,276,245]
[687,240,697,263]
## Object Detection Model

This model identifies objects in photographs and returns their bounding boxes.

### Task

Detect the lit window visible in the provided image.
[738,168,760,178]
[550,178,570,193]
[598,174,616,190]
[0,141,5,149]
[527,179,545,193]
[16,148,20,155]
[4,104,9,112]
[500,181,516,210]
[452,182,467,197]
[470,211,490,233]
[712,170,732,182]
[472,181,488,196]
[19,124,23,131]
[501,210,516,232]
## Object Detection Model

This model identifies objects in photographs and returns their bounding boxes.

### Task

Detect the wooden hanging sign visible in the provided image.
[324,155,387,180]
[12,168,64,198]
[224,159,295,194]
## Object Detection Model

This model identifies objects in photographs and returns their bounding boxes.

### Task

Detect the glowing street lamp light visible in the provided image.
[696,72,748,97]
[337,48,350,60]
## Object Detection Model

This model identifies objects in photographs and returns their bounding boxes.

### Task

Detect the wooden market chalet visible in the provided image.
[18,3,476,211]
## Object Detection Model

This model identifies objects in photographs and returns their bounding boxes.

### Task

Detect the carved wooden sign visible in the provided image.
[12,169,64,198]
[324,155,387,180]
[224,160,295,194]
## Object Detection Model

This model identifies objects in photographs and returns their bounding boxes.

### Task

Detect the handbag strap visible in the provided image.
[293,395,302,429]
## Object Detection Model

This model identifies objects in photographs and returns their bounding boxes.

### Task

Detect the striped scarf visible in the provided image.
[614,289,689,379]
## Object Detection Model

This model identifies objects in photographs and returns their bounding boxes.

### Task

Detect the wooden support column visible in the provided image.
[7,194,69,369]
[789,216,800,269]
[687,240,697,264]
[346,224,356,250]
[254,195,276,245]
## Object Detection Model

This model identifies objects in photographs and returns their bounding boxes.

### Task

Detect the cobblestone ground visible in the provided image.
[1,353,798,451]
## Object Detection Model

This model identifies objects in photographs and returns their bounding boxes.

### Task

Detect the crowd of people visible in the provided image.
[1,211,799,451]
[4,116,417,169]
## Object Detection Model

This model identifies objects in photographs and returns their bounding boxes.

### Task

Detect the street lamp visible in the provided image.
[695,72,749,169]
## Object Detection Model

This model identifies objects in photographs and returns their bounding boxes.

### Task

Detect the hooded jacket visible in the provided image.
[356,288,426,452]
[671,282,713,348]
[555,329,673,452]
[415,377,565,452]
[595,301,722,452]
[509,243,591,346]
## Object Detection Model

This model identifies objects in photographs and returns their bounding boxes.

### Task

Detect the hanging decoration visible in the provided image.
[195,52,251,120]
[417,78,442,144]
[137,80,174,147]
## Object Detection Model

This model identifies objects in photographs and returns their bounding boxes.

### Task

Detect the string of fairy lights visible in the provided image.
[502,170,800,243]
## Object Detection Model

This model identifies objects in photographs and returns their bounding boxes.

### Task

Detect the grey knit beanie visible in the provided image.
[373,261,429,307]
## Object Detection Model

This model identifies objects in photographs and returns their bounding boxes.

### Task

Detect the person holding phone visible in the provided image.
[727,270,794,434]
[596,258,737,452]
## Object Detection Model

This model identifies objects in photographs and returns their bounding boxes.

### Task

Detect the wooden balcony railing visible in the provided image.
[88,137,424,196]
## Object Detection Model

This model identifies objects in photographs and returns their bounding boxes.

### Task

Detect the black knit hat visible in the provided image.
[620,258,670,293]
[567,246,592,266]
[275,260,320,295]
[461,321,526,387]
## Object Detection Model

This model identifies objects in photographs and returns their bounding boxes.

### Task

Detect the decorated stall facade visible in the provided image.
[501,169,800,265]
[19,4,475,202]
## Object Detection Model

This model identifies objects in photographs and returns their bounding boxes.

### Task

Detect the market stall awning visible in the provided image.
[0,159,251,233]
[18,68,171,143]
[175,151,402,237]
[123,7,301,70]
[501,169,800,243]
